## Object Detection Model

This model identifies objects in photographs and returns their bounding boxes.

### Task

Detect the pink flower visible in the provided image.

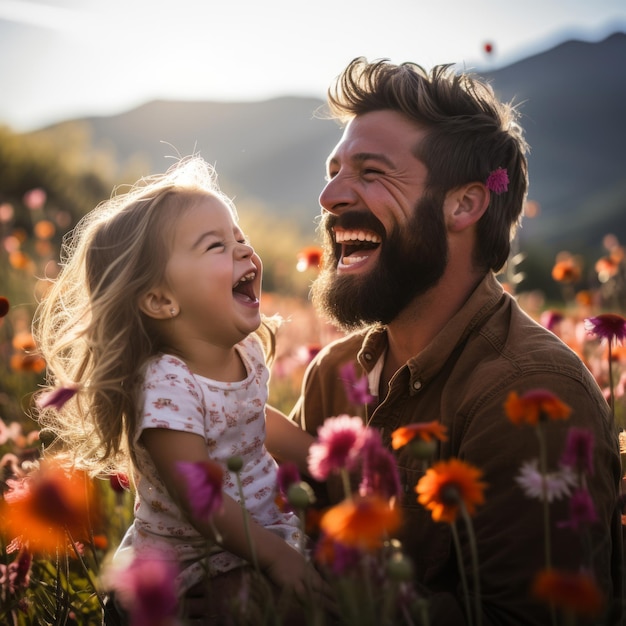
[358,428,402,501]
[110,473,130,493]
[307,415,367,481]
[560,427,594,476]
[486,167,509,194]
[108,553,179,626]
[559,489,599,532]
[0,548,32,594]
[515,459,577,502]
[584,313,626,345]
[340,362,376,407]
[36,385,80,411]
[176,460,223,521]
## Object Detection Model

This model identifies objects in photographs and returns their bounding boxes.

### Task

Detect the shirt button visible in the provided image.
[364,353,373,361]
[412,380,422,391]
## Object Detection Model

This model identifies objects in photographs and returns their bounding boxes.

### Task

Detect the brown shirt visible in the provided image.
[291,273,623,625]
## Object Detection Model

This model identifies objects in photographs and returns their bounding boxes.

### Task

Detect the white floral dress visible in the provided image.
[114,334,301,594]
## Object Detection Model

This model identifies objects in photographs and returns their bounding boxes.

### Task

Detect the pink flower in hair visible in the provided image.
[486,167,509,194]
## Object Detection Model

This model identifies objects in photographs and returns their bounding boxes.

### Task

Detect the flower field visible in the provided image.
[1,187,625,625]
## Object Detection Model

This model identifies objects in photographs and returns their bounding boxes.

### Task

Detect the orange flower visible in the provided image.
[551,255,582,284]
[416,458,486,523]
[2,462,95,553]
[532,569,604,617]
[320,495,401,550]
[391,421,448,449]
[504,389,571,426]
[33,219,55,240]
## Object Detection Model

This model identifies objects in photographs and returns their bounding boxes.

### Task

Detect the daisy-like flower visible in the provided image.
[176,460,223,521]
[532,568,604,618]
[515,459,577,503]
[415,458,486,524]
[560,427,594,476]
[275,461,301,513]
[584,313,626,345]
[340,362,376,407]
[504,389,572,426]
[391,421,448,449]
[320,495,401,550]
[307,414,366,481]
[314,533,363,575]
[36,384,80,411]
[551,256,582,284]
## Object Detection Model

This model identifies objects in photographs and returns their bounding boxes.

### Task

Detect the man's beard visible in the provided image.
[311,192,448,330]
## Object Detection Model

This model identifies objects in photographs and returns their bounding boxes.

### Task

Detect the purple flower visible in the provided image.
[486,167,509,194]
[36,384,79,411]
[277,461,301,497]
[340,362,376,407]
[584,313,626,345]
[307,415,366,481]
[540,310,564,333]
[560,427,595,476]
[358,428,402,501]
[176,460,223,521]
[559,489,599,532]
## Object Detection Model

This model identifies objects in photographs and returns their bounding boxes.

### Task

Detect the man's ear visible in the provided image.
[445,182,490,233]
[138,289,178,320]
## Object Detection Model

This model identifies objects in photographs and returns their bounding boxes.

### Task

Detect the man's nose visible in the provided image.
[319,174,356,215]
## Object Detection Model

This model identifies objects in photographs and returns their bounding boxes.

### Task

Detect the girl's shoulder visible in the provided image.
[143,353,195,385]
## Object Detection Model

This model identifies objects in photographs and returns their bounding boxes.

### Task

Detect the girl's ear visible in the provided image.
[445,182,490,233]
[138,289,178,320]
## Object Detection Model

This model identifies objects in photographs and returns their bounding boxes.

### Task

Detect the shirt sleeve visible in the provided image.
[137,355,206,442]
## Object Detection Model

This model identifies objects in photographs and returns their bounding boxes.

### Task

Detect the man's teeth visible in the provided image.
[334,229,381,244]
[341,255,368,266]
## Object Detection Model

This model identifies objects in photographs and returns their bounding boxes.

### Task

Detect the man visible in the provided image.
[291,57,623,624]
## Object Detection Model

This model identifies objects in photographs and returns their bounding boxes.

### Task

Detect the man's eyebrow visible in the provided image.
[326,152,395,170]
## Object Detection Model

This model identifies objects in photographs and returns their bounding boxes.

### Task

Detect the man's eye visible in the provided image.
[363,168,382,176]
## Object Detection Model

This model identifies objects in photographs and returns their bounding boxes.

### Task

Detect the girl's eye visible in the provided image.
[206,241,225,251]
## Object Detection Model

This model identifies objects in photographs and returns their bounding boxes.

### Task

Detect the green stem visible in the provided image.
[536,423,552,571]
[460,503,482,626]
[340,468,352,500]
[235,470,259,572]
[608,342,615,421]
[66,528,106,610]
[450,522,474,626]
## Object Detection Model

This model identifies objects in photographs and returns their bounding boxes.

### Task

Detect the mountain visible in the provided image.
[34,33,626,291]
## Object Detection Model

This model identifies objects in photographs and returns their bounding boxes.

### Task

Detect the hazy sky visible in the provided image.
[1,0,625,131]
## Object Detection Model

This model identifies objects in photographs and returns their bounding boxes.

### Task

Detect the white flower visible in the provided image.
[515,459,577,502]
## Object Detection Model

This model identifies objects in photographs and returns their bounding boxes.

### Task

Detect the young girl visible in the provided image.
[34,156,328,623]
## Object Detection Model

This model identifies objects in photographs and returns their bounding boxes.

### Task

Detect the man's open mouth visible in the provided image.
[334,227,382,266]
[232,271,257,301]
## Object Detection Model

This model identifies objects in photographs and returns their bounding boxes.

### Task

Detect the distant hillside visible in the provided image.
[33,33,626,293]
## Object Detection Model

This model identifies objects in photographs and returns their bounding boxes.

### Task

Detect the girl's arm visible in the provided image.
[140,428,324,599]
[265,404,315,475]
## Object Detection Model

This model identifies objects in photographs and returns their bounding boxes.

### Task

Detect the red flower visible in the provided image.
[486,167,509,194]
[0,296,9,318]
[504,389,572,426]
[584,313,626,345]
[109,473,130,493]
[296,246,323,272]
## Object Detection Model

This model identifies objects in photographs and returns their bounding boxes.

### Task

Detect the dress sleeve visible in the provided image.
[137,355,206,442]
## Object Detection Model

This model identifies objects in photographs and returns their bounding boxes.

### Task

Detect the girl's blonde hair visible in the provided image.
[34,156,276,476]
